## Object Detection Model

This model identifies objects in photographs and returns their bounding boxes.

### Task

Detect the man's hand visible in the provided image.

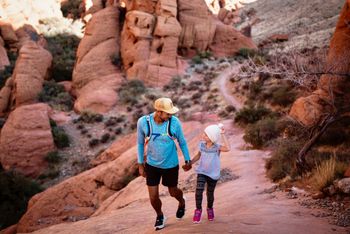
[138,164,146,177]
[182,162,192,171]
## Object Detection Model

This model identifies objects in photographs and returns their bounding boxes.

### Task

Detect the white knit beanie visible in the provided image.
[204,124,222,143]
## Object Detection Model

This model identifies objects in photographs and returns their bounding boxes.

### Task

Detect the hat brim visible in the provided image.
[162,106,179,114]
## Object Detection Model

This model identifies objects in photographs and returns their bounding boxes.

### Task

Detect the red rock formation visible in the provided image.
[178,0,256,56]
[290,0,350,126]
[72,6,123,113]
[121,0,182,86]
[121,0,256,86]
[0,103,55,177]
[16,133,138,233]
[10,40,52,108]
[0,78,12,117]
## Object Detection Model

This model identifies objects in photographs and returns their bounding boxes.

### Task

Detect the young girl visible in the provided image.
[183,123,230,223]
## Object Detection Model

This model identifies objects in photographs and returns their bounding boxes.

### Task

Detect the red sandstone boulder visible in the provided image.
[16,133,139,233]
[72,6,123,113]
[290,0,350,126]
[0,103,55,177]
[10,41,52,109]
[0,44,10,70]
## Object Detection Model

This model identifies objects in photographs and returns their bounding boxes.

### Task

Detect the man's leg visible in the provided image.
[148,185,163,216]
[168,186,185,206]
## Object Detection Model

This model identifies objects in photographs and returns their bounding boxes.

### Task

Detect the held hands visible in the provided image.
[182,162,192,171]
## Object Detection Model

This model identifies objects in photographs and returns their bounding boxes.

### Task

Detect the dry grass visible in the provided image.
[311,155,348,191]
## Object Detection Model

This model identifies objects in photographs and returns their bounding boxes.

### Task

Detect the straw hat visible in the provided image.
[154,97,179,114]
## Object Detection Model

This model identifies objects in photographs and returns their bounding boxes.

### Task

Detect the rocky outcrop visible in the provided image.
[178,0,256,55]
[72,6,123,113]
[121,0,182,86]
[10,40,52,108]
[336,178,350,194]
[290,0,350,126]
[16,132,138,233]
[121,0,256,86]
[0,103,55,178]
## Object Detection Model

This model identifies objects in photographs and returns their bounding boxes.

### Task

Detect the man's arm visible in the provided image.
[174,118,190,161]
[137,117,146,177]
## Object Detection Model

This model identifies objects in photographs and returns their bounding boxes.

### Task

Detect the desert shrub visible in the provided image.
[38,81,73,111]
[310,156,348,191]
[225,105,236,113]
[0,51,18,89]
[89,138,100,147]
[192,55,203,64]
[118,79,146,105]
[60,0,84,19]
[45,151,61,164]
[37,168,60,180]
[163,76,183,91]
[248,80,263,99]
[236,48,258,59]
[265,139,303,181]
[198,50,212,59]
[45,34,80,82]
[0,170,42,229]
[234,105,274,125]
[270,84,297,107]
[50,120,70,148]
[317,118,350,146]
[78,111,104,123]
[243,117,280,148]
[100,133,111,143]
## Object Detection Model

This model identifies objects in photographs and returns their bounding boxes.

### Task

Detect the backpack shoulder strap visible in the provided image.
[145,115,152,142]
[166,116,176,140]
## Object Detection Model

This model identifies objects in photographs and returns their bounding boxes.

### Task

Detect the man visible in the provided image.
[137,97,191,230]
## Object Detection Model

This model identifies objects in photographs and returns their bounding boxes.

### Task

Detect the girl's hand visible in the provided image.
[182,163,192,171]
[218,123,225,134]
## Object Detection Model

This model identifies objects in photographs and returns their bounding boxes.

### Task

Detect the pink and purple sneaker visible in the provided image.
[207,208,214,221]
[193,209,202,223]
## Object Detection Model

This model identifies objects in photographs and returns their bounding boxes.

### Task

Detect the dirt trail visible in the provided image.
[32,66,349,234]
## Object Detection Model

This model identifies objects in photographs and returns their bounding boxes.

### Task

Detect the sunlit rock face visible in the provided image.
[72,6,123,113]
[121,0,256,86]
[121,0,182,87]
[0,103,55,178]
[290,0,350,126]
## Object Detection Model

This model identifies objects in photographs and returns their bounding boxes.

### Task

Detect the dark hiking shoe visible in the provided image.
[176,197,186,219]
[154,215,166,230]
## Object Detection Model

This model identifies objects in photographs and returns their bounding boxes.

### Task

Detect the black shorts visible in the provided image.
[145,163,179,187]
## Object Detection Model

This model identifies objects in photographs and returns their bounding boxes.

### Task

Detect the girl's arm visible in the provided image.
[182,151,201,171]
[219,128,231,152]
[190,151,201,165]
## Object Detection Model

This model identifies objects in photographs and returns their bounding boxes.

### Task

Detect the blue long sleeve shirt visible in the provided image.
[137,113,190,169]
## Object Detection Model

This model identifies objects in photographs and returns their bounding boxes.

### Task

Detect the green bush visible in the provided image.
[50,120,70,148]
[234,105,274,125]
[265,139,303,181]
[118,79,147,105]
[236,48,258,59]
[0,170,42,229]
[45,34,80,82]
[243,118,280,148]
[78,111,104,123]
[270,85,297,107]
[192,55,203,64]
[0,51,18,89]
[38,81,73,111]
[45,151,61,164]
